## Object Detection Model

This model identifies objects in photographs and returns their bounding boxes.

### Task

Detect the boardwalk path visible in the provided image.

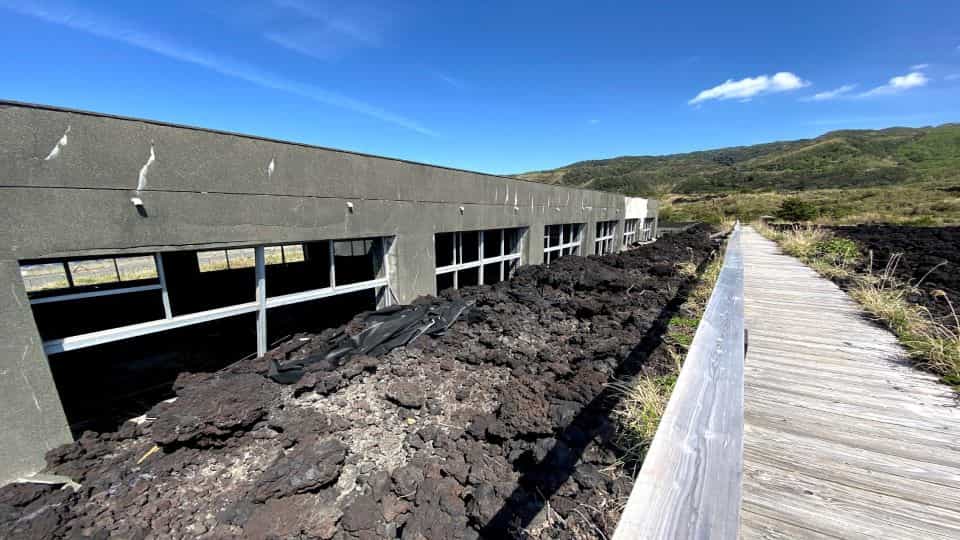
[739,227,960,539]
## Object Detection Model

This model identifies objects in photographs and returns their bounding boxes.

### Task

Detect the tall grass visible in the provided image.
[612,247,726,466]
[756,222,960,388]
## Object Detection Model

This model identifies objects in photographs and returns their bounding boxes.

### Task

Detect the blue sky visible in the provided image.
[2,0,959,174]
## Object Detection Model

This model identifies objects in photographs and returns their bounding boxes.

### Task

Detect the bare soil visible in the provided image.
[0,226,716,540]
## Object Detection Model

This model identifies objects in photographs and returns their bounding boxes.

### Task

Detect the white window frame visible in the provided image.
[543,223,583,264]
[34,237,394,357]
[594,220,617,255]
[198,243,305,272]
[641,218,656,242]
[623,219,639,248]
[435,228,525,290]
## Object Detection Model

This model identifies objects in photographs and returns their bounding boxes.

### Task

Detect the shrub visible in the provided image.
[777,197,818,221]
[813,237,860,266]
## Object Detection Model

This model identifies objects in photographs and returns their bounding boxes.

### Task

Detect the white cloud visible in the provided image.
[0,0,436,136]
[858,72,929,97]
[432,72,466,90]
[801,84,857,102]
[588,119,600,125]
[946,73,960,81]
[266,0,385,60]
[910,63,929,70]
[688,72,809,105]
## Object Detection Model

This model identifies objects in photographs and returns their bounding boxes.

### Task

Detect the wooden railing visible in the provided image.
[613,223,745,539]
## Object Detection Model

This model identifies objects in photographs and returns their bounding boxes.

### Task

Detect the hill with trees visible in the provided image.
[519,124,960,195]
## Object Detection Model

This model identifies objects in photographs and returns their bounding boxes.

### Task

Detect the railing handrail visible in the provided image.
[613,223,745,539]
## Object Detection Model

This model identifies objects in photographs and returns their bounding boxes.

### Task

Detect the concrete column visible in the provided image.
[526,222,545,265]
[392,231,437,303]
[0,259,72,484]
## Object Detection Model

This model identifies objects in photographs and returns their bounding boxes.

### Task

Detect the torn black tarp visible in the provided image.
[268,299,471,384]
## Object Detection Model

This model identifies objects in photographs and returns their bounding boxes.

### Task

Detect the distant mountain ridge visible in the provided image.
[517,123,960,196]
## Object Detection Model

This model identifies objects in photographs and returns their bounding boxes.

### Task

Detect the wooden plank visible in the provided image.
[613,225,745,540]
[741,509,840,540]
[746,371,960,413]
[738,227,960,539]
[742,355,949,396]
[744,461,960,539]
[746,399,960,458]
[744,446,960,514]
[744,343,938,378]
[744,423,960,490]
[745,382,960,439]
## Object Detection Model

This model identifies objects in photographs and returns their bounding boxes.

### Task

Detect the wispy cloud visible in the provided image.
[801,84,857,102]
[588,119,600,125]
[946,73,960,81]
[432,72,467,90]
[858,71,928,97]
[688,72,809,105]
[1,0,436,136]
[910,63,930,70]
[266,0,386,60]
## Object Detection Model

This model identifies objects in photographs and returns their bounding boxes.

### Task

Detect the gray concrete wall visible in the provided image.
[0,101,657,484]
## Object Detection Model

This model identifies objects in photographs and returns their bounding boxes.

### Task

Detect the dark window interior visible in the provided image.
[435,233,455,267]
[266,241,330,297]
[461,231,480,263]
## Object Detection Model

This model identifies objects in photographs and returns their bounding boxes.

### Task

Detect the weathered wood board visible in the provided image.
[740,227,960,539]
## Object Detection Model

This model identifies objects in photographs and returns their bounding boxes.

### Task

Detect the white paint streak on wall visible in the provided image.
[135,145,156,192]
[11,283,23,309]
[504,185,509,204]
[20,346,42,413]
[514,192,518,207]
[267,158,275,179]
[43,125,71,161]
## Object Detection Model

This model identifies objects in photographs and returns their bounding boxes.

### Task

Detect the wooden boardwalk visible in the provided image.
[739,227,960,539]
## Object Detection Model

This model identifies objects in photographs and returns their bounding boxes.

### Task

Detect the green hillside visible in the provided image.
[518,124,960,197]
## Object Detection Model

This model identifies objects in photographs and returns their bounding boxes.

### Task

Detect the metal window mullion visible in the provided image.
[479,231,485,285]
[500,232,505,281]
[29,283,163,305]
[43,300,262,355]
[63,262,74,288]
[112,258,121,282]
[255,246,267,357]
[265,277,388,309]
[328,240,336,289]
[155,253,172,319]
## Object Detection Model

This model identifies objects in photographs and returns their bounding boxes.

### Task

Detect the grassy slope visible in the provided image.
[518,123,960,224]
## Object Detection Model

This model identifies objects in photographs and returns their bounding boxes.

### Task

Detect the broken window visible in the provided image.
[23,237,394,356]
[594,220,617,255]
[543,223,583,264]
[435,228,525,293]
[198,243,307,272]
[641,218,656,241]
[623,219,639,247]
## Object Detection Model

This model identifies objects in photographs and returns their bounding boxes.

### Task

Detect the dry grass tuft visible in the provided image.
[611,375,675,465]
[756,221,960,388]
[612,236,727,467]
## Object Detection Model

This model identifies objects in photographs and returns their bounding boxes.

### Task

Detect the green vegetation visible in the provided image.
[777,197,817,221]
[519,123,960,225]
[614,242,727,464]
[757,224,960,389]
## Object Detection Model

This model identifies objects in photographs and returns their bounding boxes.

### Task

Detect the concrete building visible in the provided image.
[0,101,657,484]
